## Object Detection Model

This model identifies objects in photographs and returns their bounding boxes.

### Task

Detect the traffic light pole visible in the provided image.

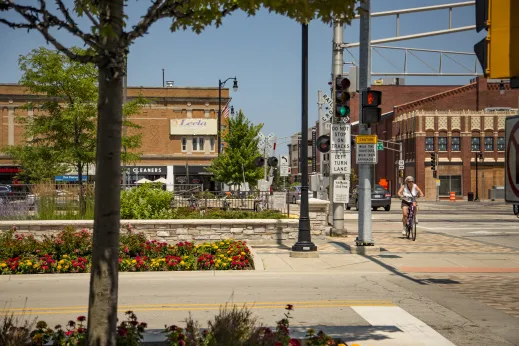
[357,0,374,246]
[331,18,345,234]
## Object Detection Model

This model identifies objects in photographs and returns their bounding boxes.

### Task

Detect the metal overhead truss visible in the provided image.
[341,1,481,77]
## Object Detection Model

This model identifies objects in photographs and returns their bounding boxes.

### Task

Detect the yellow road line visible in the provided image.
[0,300,395,315]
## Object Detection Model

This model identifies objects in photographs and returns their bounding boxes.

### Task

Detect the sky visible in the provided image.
[0,0,485,155]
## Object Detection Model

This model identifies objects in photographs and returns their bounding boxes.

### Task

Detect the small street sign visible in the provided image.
[377,141,384,150]
[280,155,289,167]
[330,124,352,152]
[333,179,350,203]
[330,151,351,174]
[280,166,290,177]
[356,135,378,144]
[398,159,404,166]
[399,165,405,170]
[356,144,378,164]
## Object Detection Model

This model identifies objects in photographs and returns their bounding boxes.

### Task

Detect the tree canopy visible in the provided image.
[208,110,264,188]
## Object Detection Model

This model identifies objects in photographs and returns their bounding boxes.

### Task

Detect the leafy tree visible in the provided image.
[208,110,263,189]
[0,1,358,344]
[2,47,146,215]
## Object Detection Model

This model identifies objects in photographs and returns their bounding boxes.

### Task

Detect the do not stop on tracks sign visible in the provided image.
[505,115,519,203]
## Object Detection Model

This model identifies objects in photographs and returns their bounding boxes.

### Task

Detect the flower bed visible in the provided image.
[2,305,347,346]
[0,225,254,274]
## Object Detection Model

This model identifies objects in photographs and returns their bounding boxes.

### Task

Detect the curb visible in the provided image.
[247,244,264,271]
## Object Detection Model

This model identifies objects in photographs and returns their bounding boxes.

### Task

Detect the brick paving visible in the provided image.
[414,274,519,319]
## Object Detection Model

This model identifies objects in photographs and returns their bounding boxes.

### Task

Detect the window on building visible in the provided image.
[210,138,215,152]
[192,137,198,151]
[425,137,434,151]
[471,137,480,151]
[451,137,460,151]
[439,175,462,197]
[438,137,447,151]
[181,138,187,152]
[484,136,493,151]
[497,136,505,151]
[199,138,205,151]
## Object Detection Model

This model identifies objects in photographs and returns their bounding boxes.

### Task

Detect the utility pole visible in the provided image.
[356,0,374,246]
[331,18,345,233]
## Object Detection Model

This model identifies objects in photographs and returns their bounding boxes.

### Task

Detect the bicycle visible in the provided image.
[403,196,418,241]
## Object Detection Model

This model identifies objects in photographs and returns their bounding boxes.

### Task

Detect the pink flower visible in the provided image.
[65,331,74,336]
[289,339,301,346]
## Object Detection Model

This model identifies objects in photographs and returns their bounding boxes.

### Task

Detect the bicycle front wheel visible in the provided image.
[411,215,417,241]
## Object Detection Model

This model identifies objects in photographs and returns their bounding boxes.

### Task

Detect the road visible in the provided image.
[1,201,518,345]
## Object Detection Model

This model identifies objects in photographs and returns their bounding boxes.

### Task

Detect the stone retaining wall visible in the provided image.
[0,199,331,244]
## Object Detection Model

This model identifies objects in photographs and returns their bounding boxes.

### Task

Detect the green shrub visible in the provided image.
[120,183,174,219]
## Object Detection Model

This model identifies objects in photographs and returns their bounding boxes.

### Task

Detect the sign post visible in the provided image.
[505,115,519,204]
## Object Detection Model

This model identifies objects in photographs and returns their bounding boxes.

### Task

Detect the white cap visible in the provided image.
[405,176,414,182]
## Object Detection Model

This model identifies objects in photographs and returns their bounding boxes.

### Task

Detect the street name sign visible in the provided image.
[356,135,378,144]
[330,124,351,152]
[333,179,350,203]
[505,115,519,203]
[356,144,378,164]
[330,151,352,174]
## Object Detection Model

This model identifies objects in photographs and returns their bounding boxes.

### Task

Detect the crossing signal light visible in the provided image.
[254,157,265,167]
[335,76,351,119]
[430,152,436,171]
[474,0,519,79]
[361,89,382,124]
[316,135,330,153]
[267,157,278,167]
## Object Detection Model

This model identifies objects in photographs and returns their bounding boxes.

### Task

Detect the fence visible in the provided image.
[0,184,293,220]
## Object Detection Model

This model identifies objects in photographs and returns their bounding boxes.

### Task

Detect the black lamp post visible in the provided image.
[218,77,238,156]
[475,151,483,201]
[292,23,317,253]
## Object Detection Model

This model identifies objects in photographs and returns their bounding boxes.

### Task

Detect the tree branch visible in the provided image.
[125,0,164,44]
[1,1,102,52]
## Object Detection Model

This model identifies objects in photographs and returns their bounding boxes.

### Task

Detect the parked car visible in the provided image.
[287,185,313,204]
[0,185,13,203]
[346,184,392,211]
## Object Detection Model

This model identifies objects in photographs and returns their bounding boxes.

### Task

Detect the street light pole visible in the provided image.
[291,22,317,254]
[217,77,238,157]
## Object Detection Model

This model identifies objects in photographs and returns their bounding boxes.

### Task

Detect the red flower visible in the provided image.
[65,331,74,336]
[77,316,86,322]
[289,339,301,346]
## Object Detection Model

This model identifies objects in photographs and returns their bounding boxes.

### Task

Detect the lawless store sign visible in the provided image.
[169,118,217,135]
[124,166,167,175]
[0,167,23,174]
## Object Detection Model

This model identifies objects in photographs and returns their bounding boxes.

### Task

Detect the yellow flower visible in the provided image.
[131,260,136,264]
[214,246,219,250]
[217,259,221,263]
[63,255,68,258]
[0,263,6,268]
[240,252,246,256]
[219,254,224,258]
[57,265,62,270]
[215,264,219,268]
[183,255,188,259]
[220,242,224,245]
[125,260,130,264]
[59,260,65,264]
[65,265,69,269]
[180,261,185,265]
[228,258,232,262]
[33,264,40,269]
[26,261,32,266]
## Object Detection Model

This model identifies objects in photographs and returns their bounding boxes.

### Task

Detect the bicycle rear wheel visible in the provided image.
[411,215,417,241]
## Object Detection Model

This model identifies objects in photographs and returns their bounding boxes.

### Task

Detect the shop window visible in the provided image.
[199,138,205,151]
[192,138,198,151]
[497,137,505,151]
[471,137,480,151]
[425,137,434,151]
[439,175,462,197]
[210,138,215,152]
[451,137,460,151]
[484,136,493,151]
[181,137,187,152]
[438,137,447,151]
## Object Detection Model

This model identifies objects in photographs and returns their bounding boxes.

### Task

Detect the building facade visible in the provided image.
[0,83,231,189]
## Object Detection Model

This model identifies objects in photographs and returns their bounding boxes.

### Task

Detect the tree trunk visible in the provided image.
[87,2,124,345]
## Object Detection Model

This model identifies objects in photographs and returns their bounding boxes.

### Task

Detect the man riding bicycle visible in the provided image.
[397,176,424,236]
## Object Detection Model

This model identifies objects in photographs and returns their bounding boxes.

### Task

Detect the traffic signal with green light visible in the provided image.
[474,0,519,79]
[335,76,351,120]
[316,135,330,153]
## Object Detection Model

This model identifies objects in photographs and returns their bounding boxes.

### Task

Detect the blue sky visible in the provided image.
[0,0,485,154]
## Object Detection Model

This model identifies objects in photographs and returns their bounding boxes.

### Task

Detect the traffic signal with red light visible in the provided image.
[335,76,351,120]
[361,89,382,124]
[316,135,330,153]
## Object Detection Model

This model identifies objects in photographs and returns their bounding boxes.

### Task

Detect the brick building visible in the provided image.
[0,83,231,189]
[289,78,519,200]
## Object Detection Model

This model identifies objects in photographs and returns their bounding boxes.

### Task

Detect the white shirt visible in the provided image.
[403,183,418,198]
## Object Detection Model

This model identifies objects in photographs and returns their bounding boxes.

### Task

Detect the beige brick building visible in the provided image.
[0,83,231,189]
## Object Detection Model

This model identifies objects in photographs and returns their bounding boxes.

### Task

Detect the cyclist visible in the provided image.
[397,176,424,236]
